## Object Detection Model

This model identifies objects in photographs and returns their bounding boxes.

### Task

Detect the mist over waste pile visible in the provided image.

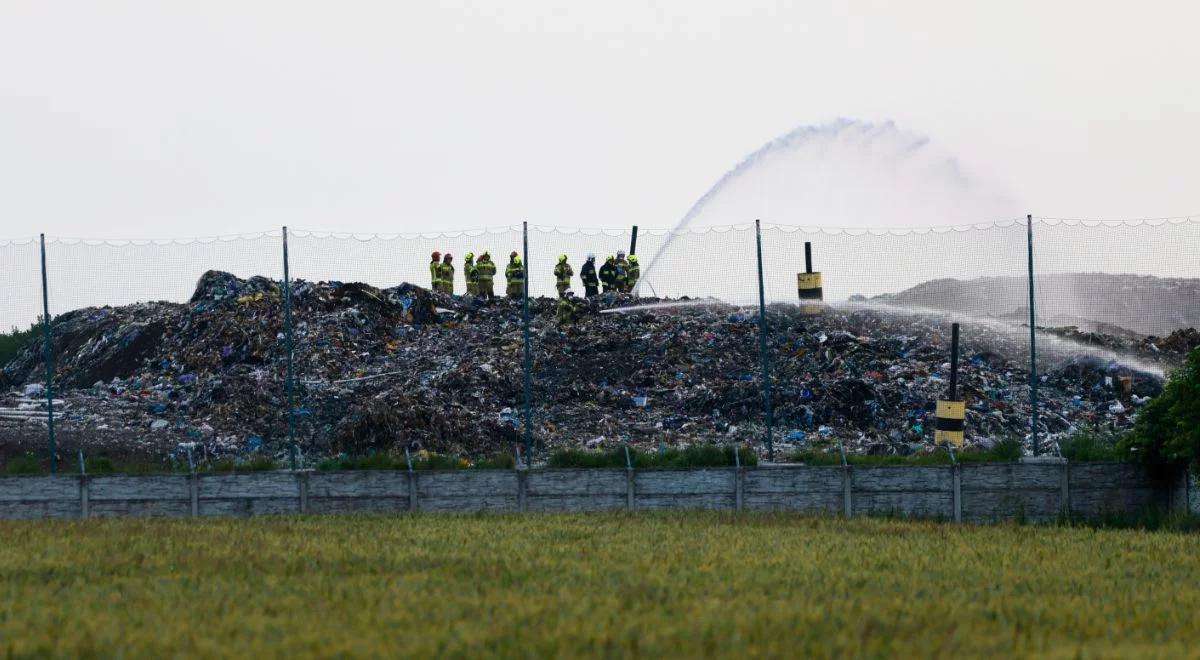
[3,272,1196,465]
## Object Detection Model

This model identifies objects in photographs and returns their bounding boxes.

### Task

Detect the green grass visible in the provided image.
[787,438,1025,466]
[92,456,279,474]
[548,444,757,468]
[1059,427,1127,462]
[0,452,43,475]
[1,513,1199,657]
[315,450,516,471]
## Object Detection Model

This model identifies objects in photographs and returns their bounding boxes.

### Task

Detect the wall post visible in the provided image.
[517,469,528,512]
[735,467,744,512]
[842,466,852,517]
[189,474,199,518]
[952,464,962,523]
[79,475,89,519]
[1061,461,1071,519]
[297,470,309,514]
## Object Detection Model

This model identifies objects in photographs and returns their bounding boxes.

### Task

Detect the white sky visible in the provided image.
[1,0,1197,238]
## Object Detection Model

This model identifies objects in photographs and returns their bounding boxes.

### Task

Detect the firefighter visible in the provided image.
[625,254,640,293]
[580,253,599,298]
[557,290,578,325]
[429,251,443,292]
[505,251,525,299]
[553,255,573,298]
[463,252,479,296]
[475,252,496,299]
[599,255,616,293]
[440,253,455,295]
[613,250,629,293]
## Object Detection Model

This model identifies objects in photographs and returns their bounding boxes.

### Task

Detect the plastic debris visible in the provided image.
[0,271,1185,463]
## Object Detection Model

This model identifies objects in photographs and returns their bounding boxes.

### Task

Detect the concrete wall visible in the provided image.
[0,463,1191,522]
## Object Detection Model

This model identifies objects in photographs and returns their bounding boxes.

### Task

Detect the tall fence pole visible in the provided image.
[522,221,534,467]
[39,234,57,474]
[755,219,774,462]
[1026,214,1040,456]
[629,225,638,256]
[283,226,298,470]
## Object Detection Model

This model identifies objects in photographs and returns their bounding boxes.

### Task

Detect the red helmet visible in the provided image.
[510,251,519,258]
[432,251,441,260]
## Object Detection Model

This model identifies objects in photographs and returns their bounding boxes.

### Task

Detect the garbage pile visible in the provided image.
[0,271,1186,463]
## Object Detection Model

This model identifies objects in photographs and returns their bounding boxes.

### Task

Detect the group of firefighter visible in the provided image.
[428,249,640,323]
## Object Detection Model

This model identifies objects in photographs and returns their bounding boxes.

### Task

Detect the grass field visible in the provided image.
[2,513,1199,657]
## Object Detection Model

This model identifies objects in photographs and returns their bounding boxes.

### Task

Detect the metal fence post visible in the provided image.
[1026,214,1040,456]
[522,221,534,467]
[624,444,634,511]
[39,234,57,474]
[754,220,774,462]
[629,225,638,256]
[283,226,298,470]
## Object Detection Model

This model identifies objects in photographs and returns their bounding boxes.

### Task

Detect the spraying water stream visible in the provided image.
[601,297,1168,378]
[638,118,1019,293]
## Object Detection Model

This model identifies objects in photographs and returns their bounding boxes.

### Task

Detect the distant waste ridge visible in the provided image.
[875,273,1200,337]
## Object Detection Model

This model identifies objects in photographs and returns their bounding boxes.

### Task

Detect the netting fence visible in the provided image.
[2,216,1198,472]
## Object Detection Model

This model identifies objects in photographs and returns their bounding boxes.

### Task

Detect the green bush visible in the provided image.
[85,457,182,475]
[205,456,279,473]
[317,453,408,471]
[471,451,517,470]
[547,448,628,468]
[1059,428,1125,462]
[1,452,44,474]
[547,444,756,469]
[786,438,1024,466]
[959,437,1024,463]
[1123,348,1200,470]
[315,451,515,471]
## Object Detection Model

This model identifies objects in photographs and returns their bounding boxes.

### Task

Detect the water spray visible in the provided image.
[842,299,1168,378]
[600,299,731,314]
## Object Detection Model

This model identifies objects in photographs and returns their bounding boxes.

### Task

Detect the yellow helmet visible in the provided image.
[558,254,567,263]
[606,254,615,261]
[628,255,638,262]
[465,252,474,260]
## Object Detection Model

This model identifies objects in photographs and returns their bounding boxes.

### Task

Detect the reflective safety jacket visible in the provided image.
[476,259,496,283]
[613,259,629,288]
[599,260,616,286]
[430,260,443,288]
[554,261,573,284]
[581,260,598,286]
[557,296,578,324]
[506,259,525,283]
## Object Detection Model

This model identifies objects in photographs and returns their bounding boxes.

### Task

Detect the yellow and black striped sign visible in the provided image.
[797,272,823,314]
[934,399,965,447]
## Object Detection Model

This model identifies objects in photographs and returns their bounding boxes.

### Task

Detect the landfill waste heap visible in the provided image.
[2,271,1195,465]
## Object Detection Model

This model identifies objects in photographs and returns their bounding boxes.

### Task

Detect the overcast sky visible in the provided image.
[1,0,1197,238]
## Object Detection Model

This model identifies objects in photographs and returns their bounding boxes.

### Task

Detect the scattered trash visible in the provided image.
[0,271,1186,463]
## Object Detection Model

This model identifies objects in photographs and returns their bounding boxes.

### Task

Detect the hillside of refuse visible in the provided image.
[2,271,1197,465]
[877,273,1200,336]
